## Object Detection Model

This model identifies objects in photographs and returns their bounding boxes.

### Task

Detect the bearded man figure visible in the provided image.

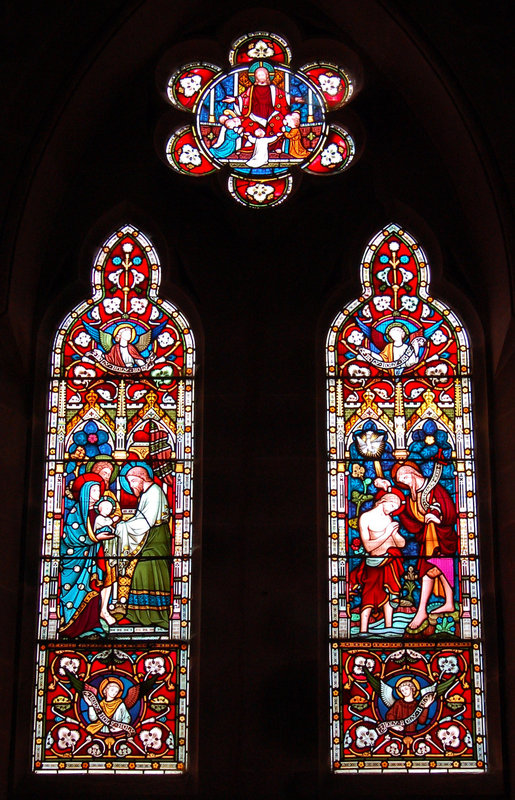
[392,461,457,633]
[116,463,172,629]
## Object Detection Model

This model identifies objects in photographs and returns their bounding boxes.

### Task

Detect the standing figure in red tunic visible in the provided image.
[392,461,457,632]
[352,491,406,633]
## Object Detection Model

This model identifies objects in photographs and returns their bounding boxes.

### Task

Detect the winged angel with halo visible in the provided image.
[82,318,168,375]
[354,318,443,377]
[64,667,158,738]
[364,665,456,735]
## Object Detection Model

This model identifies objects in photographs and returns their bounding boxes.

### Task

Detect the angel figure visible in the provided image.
[105,325,145,368]
[353,319,443,377]
[65,668,158,737]
[82,319,168,374]
[364,668,456,735]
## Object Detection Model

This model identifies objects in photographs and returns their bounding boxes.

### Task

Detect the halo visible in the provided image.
[113,323,137,342]
[391,460,423,483]
[248,61,275,83]
[120,461,154,494]
[85,454,120,484]
[72,472,105,501]
[95,494,116,511]
[395,676,420,696]
[99,676,124,697]
[385,320,411,340]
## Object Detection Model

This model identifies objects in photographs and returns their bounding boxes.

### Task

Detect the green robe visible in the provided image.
[116,483,171,628]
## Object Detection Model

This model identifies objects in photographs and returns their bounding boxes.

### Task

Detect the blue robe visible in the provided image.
[210,127,240,159]
[60,481,103,635]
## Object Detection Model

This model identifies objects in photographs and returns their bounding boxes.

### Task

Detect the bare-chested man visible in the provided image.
[353,492,406,633]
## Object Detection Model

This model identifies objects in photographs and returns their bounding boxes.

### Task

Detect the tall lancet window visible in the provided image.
[33,226,195,774]
[327,224,486,773]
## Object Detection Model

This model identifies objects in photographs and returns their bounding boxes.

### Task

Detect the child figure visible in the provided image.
[210,111,243,159]
[94,495,120,626]
[282,111,310,158]
[244,128,281,168]
[353,491,406,633]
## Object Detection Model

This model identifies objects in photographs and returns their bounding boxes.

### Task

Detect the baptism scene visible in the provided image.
[328,226,485,772]
[327,225,480,643]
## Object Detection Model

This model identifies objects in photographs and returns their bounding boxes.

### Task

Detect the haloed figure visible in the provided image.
[105,324,144,369]
[86,678,131,734]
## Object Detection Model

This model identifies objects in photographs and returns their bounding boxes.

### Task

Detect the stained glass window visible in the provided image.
[327,224,486,773]
[163,31,356,207]
[33,226,195,774]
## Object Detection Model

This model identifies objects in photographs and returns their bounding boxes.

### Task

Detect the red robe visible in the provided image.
[397,483,457,583]
[386,698,429,733]
[105,342,142,367]
[238,84,290,137]
[351,547,404,617]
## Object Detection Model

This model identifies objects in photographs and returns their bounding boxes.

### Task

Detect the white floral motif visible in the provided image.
[56,726,80,752]
[373,296,392,312]
[399,267,414,283]
[348,363,371,383]
[144,656,166,675]
[389,648,419,662]
[71,364,96,385]
[157,331,175,347]
[400,296,419,312]
[426,363,449,380]
[247,39,274,58]
[385,741,401,755]
[103,297,122,314]
[140,726,163,751]
[320,142,343,167]
[437,724,461,749]
[58,656,80,677]
[415,740,431,755]
[246,183,274,203]
[129,297,148,314]
[117,742,132,757]
[437,655,459,674]
[346,330,364,346]
[109,268,123,288]
[352,655,375,675]
[87,743,103,756]
[354,725,378,749]
[318,73,342,96]
[430,329,448,345]
[131,269,145,286]
[377,267,390,283]
[74,331,91,347]
[179,74,202,97]
[178,143,202,167]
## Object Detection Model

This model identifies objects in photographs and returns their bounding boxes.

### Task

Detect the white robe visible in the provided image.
[116,484,169,557]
